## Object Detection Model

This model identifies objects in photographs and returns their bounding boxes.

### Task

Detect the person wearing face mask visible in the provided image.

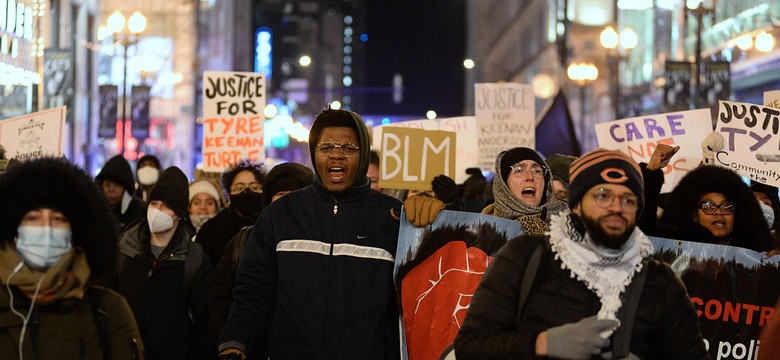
[189,179,223,232]
[134,154,162,203]
[0,157,144,359]
[115,166,212,360]
[751,181,780,252]
[195,159,265,270]
[96,155,147,230]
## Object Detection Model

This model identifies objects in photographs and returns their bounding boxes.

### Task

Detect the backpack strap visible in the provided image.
[231,226,254,272]
[516,237,549,324]
[88,287,112,360]
[610,260,650,359]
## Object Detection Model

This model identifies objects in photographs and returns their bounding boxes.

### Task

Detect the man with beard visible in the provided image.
[455,148,708,359]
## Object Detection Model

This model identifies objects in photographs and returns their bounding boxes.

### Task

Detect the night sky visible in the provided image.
[362,0,466,118]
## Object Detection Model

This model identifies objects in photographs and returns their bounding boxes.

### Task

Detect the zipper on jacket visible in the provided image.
[333,204,338,214]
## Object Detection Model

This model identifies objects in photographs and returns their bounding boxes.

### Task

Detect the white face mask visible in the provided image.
[147,207,175,233]
[137,167,160,186]
[759,201,775,227]
[15,225,73,269]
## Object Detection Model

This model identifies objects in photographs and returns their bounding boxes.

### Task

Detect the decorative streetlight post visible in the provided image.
[686,0,715,109]
[107,10,147,157]
[567,62,598,144]
[600,26,637,119]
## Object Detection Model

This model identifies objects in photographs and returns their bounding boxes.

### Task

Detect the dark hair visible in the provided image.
[221,159,266,192]
[370,150,380,167]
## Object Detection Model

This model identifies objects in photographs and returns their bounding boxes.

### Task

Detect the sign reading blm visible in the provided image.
[202,71,266,172]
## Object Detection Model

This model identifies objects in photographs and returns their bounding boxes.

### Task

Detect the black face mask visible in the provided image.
[230,189,264,217]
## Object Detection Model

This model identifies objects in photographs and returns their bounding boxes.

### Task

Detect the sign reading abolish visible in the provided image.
[380,127,456,191]
[202,71,265,172]
[595,109,712,193]
[0,107,65,160]
[651,237,779,360]
[714,101,780,187]
[372,116,478,183]
[474,83,534,171]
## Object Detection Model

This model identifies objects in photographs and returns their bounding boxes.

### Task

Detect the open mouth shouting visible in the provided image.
[328,165,347,183]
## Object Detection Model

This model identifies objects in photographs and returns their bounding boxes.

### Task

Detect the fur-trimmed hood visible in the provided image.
[657,165,773,252]
[0,157,119,279]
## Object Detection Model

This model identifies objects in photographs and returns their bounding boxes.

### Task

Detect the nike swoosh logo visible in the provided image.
[357,235,368,239]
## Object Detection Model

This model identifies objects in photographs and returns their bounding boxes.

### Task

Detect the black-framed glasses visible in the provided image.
[589,187,639,210]
[698,200,735,215]
[230,182,263,194]
[508,163,547,179]
[316,142,360,158]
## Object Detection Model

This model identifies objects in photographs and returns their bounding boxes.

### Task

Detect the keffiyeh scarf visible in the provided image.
[548,211,654,321]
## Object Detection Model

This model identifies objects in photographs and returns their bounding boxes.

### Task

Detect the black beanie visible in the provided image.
[96,155,136,193]
[546,153,577,186]
[262,163,314,205]
[499,147,548,183]
[568,148,644,215]
[149,166,189,219]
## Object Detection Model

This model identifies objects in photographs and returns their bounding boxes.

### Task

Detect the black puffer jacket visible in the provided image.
[117,221,211,360]
[455,235,709,359]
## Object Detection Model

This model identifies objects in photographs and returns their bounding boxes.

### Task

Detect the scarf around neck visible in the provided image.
[491,170,568,222]
[0,245,90,304]
[548,211,653,321]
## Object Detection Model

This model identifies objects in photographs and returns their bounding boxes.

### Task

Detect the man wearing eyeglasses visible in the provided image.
[219,109,415,360]
[456,148,708,359]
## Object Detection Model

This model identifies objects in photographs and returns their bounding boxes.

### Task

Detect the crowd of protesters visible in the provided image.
[0,107,778,359]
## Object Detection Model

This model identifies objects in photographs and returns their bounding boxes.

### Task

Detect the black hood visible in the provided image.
[0,157,120,279]
[308,109,371,189]
[96,155,136,193]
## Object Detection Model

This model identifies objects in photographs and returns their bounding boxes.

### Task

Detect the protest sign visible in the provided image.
[202,71,266,172]
[595,109,712,193]
[0,107,66,160]
[395,210,525,360]
[651,237,780,360]
[714,101,780,187]
[474,83,535,171]
[764,90,780,108]
[379,127,456,191]
[372,116,478,183]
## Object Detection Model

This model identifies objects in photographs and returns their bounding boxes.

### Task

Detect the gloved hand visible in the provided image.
[404,195,445,227]
[218,348,246,360]
[431,175,460,204]
[546,316,619,360]
[701,131,724,165]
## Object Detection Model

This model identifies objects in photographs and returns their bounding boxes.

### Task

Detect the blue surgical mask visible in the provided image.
[15,225,73,269]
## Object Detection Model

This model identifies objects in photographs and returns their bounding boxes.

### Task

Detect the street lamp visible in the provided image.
[567,62,598,143]
[686,0,716,109]
[600,26,637,119]
[107,10,147,157]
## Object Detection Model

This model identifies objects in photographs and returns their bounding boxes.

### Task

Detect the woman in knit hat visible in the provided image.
[482,147,568,235]
[0,157,144,359]
[189,179,223,232]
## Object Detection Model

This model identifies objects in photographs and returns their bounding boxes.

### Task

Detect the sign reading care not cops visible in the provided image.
[595,109,712,193]
[202,71,265,172]
[379,127,456,191]
[715,101,780,187]
[0,107,66,160]
[372,116,478,183]
[474,83,534,171]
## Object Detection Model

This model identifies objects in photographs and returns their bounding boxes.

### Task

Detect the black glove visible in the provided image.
[432,175,459,205]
